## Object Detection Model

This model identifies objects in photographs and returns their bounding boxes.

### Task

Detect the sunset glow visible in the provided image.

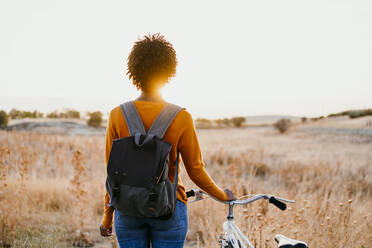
[1,0,371,118]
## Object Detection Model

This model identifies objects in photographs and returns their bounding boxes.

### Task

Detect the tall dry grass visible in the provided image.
[185,149,372,247]
[0,128,371,247]
[0,131,106,247]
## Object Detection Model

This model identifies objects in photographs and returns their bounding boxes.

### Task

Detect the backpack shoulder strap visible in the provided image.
[119,101,146,136]
[148,103,184,139]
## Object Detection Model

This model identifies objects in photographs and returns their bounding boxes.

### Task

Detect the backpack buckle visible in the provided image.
[113,185,120,200]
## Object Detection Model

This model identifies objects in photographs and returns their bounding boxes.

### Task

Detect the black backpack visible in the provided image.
[105,101,184,219]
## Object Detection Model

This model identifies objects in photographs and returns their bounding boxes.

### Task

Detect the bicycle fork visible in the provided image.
[219,203,255,248]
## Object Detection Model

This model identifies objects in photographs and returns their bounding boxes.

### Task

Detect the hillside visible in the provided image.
[6,120,105,136]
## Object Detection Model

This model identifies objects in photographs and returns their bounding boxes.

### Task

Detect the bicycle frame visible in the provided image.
[221,218,254,248]
[187,189,295,248]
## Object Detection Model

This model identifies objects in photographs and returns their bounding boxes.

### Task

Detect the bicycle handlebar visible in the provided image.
[186,189,294,211]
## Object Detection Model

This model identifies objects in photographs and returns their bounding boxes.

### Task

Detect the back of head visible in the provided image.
[127,33,177,93]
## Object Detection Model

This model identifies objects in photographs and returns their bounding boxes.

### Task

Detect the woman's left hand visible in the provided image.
[100,224,112,237]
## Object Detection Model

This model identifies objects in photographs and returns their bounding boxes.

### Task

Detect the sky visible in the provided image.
[1,0,371,119]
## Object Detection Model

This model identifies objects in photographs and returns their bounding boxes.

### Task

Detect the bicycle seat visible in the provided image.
[274,234,308,248]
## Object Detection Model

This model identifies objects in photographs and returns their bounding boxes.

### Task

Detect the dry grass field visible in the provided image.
[1,118,372,247]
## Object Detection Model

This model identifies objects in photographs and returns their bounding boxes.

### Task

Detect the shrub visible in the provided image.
[47,111,59,118]
[310,116,324,122]
[195,118,212,129]
[196,118,212,125]
[0,110,8,129]
[8,109,43,119]
[22,111,37,118]
[215,118,231,127]
[67,110,80,119]
[87,112,103,127]
[231,116,246,128]
[46,110,80,119]
[301,117,307,123]
[36,111,44,118]
[349,111,362,119]
[365,109,372,115]
[327,109,372,119]
[58,112,67,118]
[274,118,291,133]
[8,109,22,119]
[348,109,372,119]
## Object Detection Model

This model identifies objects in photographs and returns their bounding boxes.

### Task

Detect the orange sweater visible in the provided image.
[101,100,227,228]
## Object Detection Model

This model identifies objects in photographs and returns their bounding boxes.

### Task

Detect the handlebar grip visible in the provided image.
[186,190,195,198]
[269,196,287,210]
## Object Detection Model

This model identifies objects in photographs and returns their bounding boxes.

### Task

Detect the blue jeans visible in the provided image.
[114,200,188,248]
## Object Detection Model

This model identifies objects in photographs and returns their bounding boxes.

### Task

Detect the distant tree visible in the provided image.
[9,108,22,119]
[87,111,103,127]
[222,118,231,126]
[301,117,307,123]
[215,118,231,127]
[195,118,212,129]
[8,109,43,119]
[22,111,32,118]
[67,110,80,119]
[58,112,68,118]
[47,111,59,118]
[215,119,225,127]
[231,116,246,128]
[0,110,8,129]
[274,118,291,133]
[31,110,43,118]
[196,118,212,125]
[37,112,44,118]
[21,110,39,118]
[327,108,372,119]
[348,109,372,119]
[46,110,80,119]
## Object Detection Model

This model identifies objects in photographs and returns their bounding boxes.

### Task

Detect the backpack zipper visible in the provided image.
[156,164,166,184]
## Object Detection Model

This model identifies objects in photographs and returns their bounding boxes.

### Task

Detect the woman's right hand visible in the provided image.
[224,188,237,201]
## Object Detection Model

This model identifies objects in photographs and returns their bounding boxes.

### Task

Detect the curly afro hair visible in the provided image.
[127,33,177,92]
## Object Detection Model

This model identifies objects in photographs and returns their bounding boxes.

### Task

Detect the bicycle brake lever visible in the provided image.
[188,189,207,203]
[272,196,295,203]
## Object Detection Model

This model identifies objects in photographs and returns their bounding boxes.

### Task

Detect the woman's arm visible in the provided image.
[100,111,116,229]
[178,112,228,201]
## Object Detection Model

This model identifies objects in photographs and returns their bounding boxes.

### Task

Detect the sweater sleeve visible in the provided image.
[178,112,227,201]
[100,111,116,228]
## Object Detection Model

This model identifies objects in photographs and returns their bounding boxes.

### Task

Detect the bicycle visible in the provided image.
[186,189,308,248]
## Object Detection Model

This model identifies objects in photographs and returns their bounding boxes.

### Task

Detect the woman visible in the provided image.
[100,33,236,248]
